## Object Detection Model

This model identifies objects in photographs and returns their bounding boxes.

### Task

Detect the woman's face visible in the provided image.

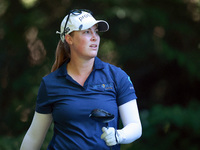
[67,24,100,60]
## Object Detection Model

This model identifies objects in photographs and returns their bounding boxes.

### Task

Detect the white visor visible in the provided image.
[56,10,109,42]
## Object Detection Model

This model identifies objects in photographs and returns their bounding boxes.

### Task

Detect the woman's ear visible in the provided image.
[65,34,73,45]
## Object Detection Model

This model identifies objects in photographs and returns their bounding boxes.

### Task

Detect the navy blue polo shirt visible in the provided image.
[36,57,137,150]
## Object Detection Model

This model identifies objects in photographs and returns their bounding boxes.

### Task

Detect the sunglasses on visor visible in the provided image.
[61,9,93,36]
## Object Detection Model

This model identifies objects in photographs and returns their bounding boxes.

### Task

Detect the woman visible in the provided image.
[20,9,142,150]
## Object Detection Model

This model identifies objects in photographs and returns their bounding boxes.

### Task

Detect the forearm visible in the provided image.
[20,130,43,150]
[117,122,142,144]
[101,122,142,146]
[20,112,52,150]
[101,100,142,146]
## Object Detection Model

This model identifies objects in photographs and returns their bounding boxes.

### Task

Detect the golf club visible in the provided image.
[89,109,115,127]
[89,109,115,150]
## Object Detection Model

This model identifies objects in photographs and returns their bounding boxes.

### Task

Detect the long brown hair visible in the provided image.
[51,40,70,72]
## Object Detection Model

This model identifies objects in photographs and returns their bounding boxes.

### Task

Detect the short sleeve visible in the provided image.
[35,79,52,114]
[116,72,137,106]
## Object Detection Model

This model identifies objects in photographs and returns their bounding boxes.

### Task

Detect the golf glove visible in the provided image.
[101,123,142,146]
[101,127,125,146]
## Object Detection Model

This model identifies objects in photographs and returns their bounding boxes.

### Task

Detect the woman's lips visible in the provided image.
[90,44,97,47]
[90,44,98,49]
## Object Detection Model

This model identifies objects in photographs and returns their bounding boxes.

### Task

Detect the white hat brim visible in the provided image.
[71,20,109,33]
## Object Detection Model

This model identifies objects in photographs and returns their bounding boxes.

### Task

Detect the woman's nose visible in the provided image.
[91,31,97,41]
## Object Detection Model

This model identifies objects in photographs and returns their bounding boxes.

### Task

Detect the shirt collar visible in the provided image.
[56,57,104,77]
[56,61,68,77]
[93,57,104,70]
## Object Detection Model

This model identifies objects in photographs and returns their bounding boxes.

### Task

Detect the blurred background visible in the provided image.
[0,0,200,149]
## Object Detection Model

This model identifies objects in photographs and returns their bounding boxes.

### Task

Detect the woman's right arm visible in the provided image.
[20,111,53,150]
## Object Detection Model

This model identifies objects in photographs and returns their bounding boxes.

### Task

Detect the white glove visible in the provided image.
[100,123,142,146]
[101,127,123,146]
[100,100,142,146]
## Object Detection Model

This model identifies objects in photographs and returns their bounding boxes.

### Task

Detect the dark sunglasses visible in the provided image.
[62,9,93,36]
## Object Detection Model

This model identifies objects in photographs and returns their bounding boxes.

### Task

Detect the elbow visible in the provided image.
[132,123,142,141]
[137,123,142,139]
[120,123,142,144]
[130,122,142,142]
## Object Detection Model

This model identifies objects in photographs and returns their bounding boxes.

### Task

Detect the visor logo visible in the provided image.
[79,14,92,22]
[79,24,83,30]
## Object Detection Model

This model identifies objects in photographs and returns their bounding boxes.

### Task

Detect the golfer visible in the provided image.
[20,9,142,150]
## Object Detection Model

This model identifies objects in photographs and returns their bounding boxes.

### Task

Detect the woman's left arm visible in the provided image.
[117,99,142,144]
[101,99,142,146]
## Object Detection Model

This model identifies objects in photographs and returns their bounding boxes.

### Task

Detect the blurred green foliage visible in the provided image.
[0,0,200,149]
[136,100,200,150]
